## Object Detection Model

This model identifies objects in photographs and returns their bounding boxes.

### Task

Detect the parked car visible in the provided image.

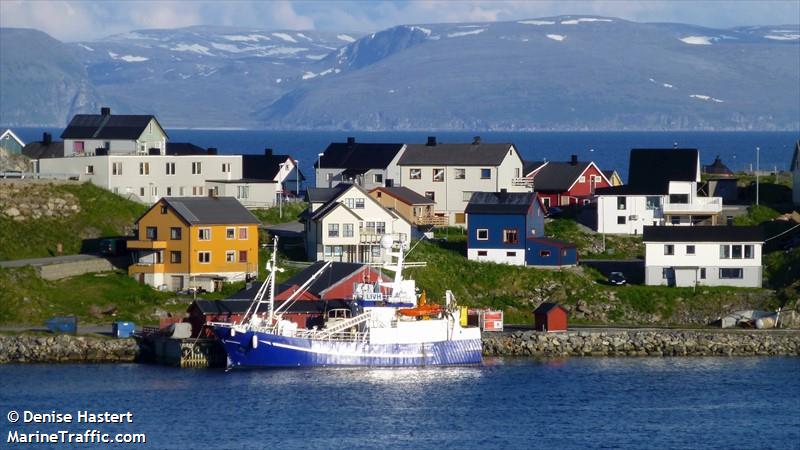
[608,272,627,286]
[546,207,563,218]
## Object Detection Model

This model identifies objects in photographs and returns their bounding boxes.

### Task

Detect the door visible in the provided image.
[213,279,223,292]
[171,276,184,291]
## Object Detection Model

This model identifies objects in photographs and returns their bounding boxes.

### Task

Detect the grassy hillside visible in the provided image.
[0,181,147,260]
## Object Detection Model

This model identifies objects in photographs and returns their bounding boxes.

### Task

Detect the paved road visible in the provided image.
[0,253,106,268]
[0,324,113,335]
[581,258,645,285]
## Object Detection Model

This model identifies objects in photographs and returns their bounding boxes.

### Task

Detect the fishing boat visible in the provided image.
[211,236,482,368]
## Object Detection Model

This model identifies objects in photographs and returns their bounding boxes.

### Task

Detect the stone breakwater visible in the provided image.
[0,335,139,364]
[482,329,800,357]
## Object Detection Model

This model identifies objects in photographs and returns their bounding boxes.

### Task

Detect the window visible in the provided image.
[328,224,339,237]
[506,251,516,257]
[540,250,551,257]
[343,223,354,237]
[198,252,211,263]
[542,197,550,208]
[226,228,235,239]
[477,229,488,240]
[355,198,364,209]
[686,245,695,255]
[720,245,731,259]
[502,229,518,244]
[222,163,231,173]
[617,216,626,225]
[371,246,381,258]
[462,191,473,202]
[192,162,202,174]
[145,226,157,240]
[155,251,163,264]
[578,176,586,183]
[179,186,185,196]
[170,251,181,264]
[454,213,465,224]
[170,227,181,240]
[237,185,249,199]
[112,162,123,175]
[139,187,145,197]
[166,187,172,196]
[160,205,168,214]
[238,227,248,240]
[198,228,211,240]
[719,268,743,279]
[376,222,386,234]
[731,245,743,259]
[669,194,689,204]
[700,268,706,279]
[373,174,383,184]
[198,186,204,196]
[664,244,674,255]
[410,168,422,180]
[425,191,435,201]
[433,168,444,182]
[744,245,754,259]
[454,168,465,180]
[139,162,149,175]
[480,168,491,179]
[238,250,248,263]
[151,185,158,198]
[225,251,235,262]
[85,165,94,175]
[166,162,175,175]
[477,250,487,256]
[645,196,661,210]
[73,141,84,154]
[671,216,681,225]
[617,197,627,210]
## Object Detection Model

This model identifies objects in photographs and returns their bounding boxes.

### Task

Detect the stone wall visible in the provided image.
[482,329,800,357]
[0,180,81,222]
[0,334,139,363]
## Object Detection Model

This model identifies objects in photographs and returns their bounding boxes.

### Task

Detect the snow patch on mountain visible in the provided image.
[78,44,94,51]
[211,43,247,53]
[337,34,356,42]
[447,29,486,38]
[680,36,714,45]
[306,54,327,60]
[258,47,308,56]
[171,43,214,55]
[272,33,297,43]
[561,18,613,25]
[765,34,800,40]
[408,26,432,36]
[295,33,313,41]
[107,51,148,62]
[546,34,566,42]
[690,94,724,103]
[222,34,269,42]
[518,20,555,25]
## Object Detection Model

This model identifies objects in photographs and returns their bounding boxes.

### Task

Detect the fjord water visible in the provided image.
[1,358,798,449]
[12,129,799,181]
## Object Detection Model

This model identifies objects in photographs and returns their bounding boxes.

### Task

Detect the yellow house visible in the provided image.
[128,196,260,292]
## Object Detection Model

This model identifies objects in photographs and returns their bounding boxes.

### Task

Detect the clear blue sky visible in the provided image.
[2,0,798,42]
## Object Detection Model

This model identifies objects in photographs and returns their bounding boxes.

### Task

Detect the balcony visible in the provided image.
[128,262,165,275]
[662,196,722,214]
[511,177,534,188]
[127,240,167,249]
[416,215,449,227]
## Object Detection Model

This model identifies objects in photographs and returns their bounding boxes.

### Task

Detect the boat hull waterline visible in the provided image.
[214,327,483,368]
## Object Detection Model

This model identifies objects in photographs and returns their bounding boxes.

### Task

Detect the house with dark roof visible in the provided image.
[702,155,738,203]
[61,107,167,156]
[643,225,762,288]
[0,129,25,155]
[523,155,611,208]
[595,149,722,235]
[302,183,412,263]
[206,149,305,207]
[22,132,64,160]
[792,141,800,206]
[397,136,529,226]
[315,137,406,190]
[466,191,576,266]
[128,196,260,292]
[368,186,436,226]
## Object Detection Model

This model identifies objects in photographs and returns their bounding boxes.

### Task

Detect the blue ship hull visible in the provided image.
[213,326,483,368]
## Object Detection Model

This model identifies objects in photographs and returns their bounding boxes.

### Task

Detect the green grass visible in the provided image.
[546,217,643,259]
[0,182,147,261]
[733,205,781,226]
[251,202,307,225]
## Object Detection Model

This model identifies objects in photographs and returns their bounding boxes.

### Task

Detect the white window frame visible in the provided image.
[409,168,422,180]
[477,229,489,240]
[432,168,444,182]
[198,251,211,264]
[238,227,248,240]
[198,228,212,241]
[226,227,235,239]
[225,251,236,263]
[454,168,466,180]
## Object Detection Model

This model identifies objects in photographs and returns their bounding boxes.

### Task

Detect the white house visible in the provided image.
[596,149,723,235]
[315,138,406,190]
[792,141,800,206]
[396,136,529,226]
[643,226,763,288]
[303,184,411,263]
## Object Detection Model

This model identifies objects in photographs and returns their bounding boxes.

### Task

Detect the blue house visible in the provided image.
[466,191,577,267]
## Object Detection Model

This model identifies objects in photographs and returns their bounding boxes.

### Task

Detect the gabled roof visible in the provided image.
[399,142,516,166]
[22,141,64,159]
[166,142,207,156]
[602,170,619,180]
[534,302,567,314]
[642,226,762,243]
[139,196,259,226]
[529,160,603,192]
[228,262,378,300]
[524,160,547,176]
[306,185,350,204]
[243,153,304,181]
[0,129,24,147]
[309,198,362,222]
[624,149,698,195]
[703,155,734,176]
[791,141,800,172]
[465,191,538,214]
[317,141,405,170]
[192,299,353,314]
[61,111,166,140]
[370,186,434,205]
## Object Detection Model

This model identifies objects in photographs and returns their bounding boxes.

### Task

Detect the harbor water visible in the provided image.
[1,357,798,449]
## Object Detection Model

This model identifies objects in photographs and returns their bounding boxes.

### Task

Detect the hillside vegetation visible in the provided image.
[0,181,147,261]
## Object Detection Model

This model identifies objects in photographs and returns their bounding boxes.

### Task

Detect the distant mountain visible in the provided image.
[1,17,798,130]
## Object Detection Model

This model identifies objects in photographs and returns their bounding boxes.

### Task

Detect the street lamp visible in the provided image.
[755,146,760,207]
[317,152,324,187]
[294,158,299,197]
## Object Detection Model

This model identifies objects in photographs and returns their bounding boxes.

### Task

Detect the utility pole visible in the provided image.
[756,146,760,207]
[295,158,299,197]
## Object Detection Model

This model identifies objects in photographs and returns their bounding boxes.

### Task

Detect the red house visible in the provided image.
[524,155,611,207]
[533,303,568,332]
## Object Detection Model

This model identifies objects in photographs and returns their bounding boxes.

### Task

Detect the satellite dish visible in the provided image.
[380,234,394,250]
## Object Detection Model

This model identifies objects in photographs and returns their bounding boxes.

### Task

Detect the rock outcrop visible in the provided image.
[0,335,139,363]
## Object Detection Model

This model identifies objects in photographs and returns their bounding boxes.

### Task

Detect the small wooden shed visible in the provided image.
[533,303,568,332]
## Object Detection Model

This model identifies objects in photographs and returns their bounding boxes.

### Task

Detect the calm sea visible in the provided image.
[11,129,800,182]
[0,358,798,449]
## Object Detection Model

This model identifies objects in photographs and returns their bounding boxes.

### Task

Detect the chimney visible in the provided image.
[472,136,481,145]
[570,154,578,166]
[346,137,355,145]
[42,132,52,145]
[426,136,437,146]
[264,148,273,156]
[100,107,111,116]
[207,147,218,155]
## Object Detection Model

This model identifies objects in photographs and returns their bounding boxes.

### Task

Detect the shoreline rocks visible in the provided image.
[482,329,800,357]
[0,334,139,364]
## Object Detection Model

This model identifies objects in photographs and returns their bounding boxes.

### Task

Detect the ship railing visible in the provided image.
[292,329,370,342]
[313,310,373,339]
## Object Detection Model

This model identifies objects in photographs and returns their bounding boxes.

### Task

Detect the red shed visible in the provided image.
[533,303,568,332]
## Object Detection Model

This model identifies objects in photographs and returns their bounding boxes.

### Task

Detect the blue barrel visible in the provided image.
[112,321,136,338]
[45,316,78,334]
